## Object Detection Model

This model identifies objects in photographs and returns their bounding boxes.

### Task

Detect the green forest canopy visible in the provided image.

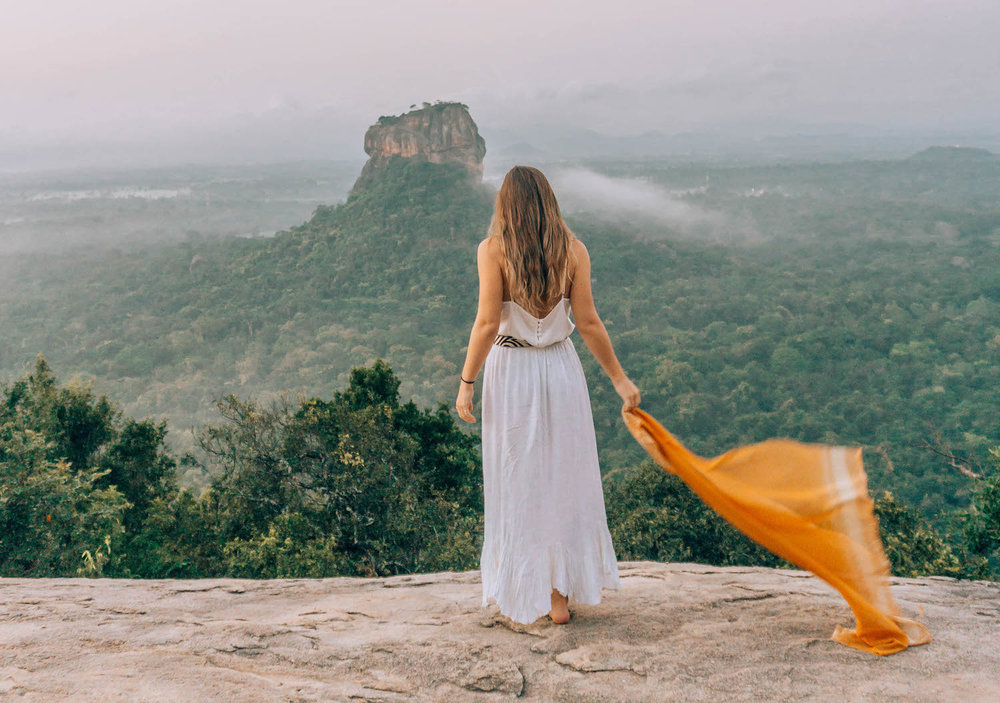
[0,155,998,531]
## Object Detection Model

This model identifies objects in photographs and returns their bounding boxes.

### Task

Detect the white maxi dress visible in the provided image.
[480,279,621,624]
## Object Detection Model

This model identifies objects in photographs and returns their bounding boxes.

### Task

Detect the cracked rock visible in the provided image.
[457,660,524,695]
[555,644,647,675]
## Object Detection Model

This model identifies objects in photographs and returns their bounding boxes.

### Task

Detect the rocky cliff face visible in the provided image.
[2,562,997,701]
[352,101,487,191]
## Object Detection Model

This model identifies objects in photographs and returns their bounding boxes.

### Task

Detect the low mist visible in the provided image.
[546,167,729,238]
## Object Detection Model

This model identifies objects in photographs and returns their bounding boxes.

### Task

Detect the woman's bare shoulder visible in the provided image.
[477,236,502,263]
[479,235,502,254]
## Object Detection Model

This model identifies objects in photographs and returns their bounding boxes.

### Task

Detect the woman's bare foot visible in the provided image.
[549,588,570,624]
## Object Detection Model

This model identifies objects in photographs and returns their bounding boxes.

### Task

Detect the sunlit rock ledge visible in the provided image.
[1,561,997,702]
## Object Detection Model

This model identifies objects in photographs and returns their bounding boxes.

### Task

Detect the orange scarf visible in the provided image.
[621,406,930,656]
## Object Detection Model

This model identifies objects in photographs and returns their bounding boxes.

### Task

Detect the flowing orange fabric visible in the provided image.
[621,406,931,656]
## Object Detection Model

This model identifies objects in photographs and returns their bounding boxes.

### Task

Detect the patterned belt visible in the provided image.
[494,333,533,348]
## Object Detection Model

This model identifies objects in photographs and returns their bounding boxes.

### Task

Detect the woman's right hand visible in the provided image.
[613,374,641,411]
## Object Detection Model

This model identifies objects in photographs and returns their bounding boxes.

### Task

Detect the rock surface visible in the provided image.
[353,102,486,191]
[1,561,998,702]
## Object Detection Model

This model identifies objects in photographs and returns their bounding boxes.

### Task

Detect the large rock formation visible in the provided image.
[352,101,487,191]
[2,562,998,701]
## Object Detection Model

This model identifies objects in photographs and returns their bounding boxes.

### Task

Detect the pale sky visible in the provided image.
[3,0,998,170]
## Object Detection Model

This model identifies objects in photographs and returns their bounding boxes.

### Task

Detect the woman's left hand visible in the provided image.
[456,382,476,422]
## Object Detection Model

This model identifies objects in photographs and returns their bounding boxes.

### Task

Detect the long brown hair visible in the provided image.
[488,165,577,317]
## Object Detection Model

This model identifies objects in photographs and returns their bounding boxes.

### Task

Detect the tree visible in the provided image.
[960,447,1000,574]
[0,355,182,577]
[198,359,483,577]
[0,420,127,577]
[1,355,116,474]
[872,491,972,578]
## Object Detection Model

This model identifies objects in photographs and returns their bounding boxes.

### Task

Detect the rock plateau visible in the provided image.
[2,561,998,702]
[352,101,487,192]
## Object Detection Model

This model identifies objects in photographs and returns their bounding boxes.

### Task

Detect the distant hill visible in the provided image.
[493,141,545,158]
[909,145,998,162]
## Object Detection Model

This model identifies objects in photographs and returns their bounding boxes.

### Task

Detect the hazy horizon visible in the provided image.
[4,0,999,172]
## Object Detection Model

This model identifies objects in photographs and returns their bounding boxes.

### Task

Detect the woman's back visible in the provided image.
[495,297,576,348]
[496,261,575,348]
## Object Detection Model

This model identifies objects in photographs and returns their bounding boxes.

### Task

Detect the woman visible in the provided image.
[456,165,641,625]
